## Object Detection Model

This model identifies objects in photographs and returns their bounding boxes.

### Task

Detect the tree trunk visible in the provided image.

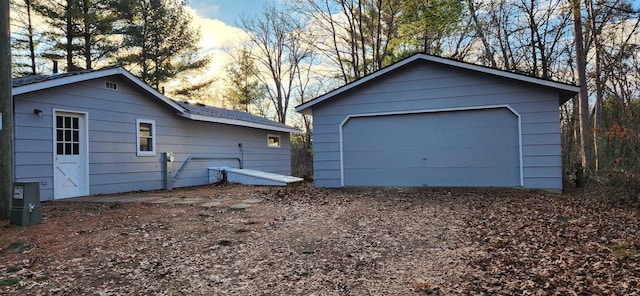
[82,0,91,69]
[571,0,592,175]
[65,0,75,71]
[587,0,603,173]
[25,0,36,75]
[468,0,496,67]
[1,0,13,219]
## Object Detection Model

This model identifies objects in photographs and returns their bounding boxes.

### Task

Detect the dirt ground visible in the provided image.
[0,183,639,295]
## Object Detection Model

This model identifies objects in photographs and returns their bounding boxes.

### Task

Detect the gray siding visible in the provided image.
[311,61,562,189]
[14,76,291,200]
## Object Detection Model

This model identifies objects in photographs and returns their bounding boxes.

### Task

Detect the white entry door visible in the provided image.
[54,111,88,199]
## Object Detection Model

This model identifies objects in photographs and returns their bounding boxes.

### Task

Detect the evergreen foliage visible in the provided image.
[116,0,207,90]
[224,48,266,112]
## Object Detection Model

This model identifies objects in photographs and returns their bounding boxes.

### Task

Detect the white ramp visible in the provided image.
[209,167,303,186]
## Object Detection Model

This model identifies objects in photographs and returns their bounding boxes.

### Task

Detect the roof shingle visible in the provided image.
[175,101,293,130]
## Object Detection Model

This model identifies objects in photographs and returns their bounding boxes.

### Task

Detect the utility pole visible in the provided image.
[1,0,13,219]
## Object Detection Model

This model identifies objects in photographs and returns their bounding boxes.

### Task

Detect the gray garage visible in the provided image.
[296,54,579,190]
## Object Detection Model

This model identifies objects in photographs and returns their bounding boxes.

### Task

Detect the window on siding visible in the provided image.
[105,81,118,90]
[267,134,281,148]
[136,119,156,156]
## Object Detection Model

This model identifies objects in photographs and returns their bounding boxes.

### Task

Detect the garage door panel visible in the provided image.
[344,148,513,169]
[342,108,520,187]
[346,167,519,187]
[344,149,423,169]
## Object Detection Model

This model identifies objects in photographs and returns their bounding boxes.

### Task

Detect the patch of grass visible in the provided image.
[5,240,27,254]
[0,278,20,287]
[610,241,638,260]
[6,265,21,273]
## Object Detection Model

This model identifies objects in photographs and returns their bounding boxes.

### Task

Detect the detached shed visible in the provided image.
[12,67,300,200]
[295,54,578,190]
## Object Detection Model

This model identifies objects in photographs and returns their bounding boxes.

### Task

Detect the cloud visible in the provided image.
[188,8,247,53]
[186,8,249,73]
[188,2,221,19]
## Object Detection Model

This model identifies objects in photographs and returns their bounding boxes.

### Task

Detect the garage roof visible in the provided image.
[295,53,580,115]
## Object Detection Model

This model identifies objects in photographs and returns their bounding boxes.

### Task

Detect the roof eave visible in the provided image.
[185,113,302,134]
[295,55,422,113]
[12,67,186,113]
[118,70,186,112]
[559,89,579,105]
[296,108,312,115]
[12,67,122,96]
[419,54,581,94]
[295,54,581,112]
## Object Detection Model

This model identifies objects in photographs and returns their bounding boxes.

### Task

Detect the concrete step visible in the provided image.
[208,167,303,186]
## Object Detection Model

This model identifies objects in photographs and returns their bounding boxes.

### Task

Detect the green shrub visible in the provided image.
[291,134,313,180]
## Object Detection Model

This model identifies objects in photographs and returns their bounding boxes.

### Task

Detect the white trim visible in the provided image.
[267,134,281,148]
[13,67,186,113]
[295,54,580,114]
[185,113,302,134]
[338,105,524,187]
[53,109,89,198]
[136,119,156,156]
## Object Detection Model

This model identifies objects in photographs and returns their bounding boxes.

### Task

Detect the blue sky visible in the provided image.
[187,0,276,25]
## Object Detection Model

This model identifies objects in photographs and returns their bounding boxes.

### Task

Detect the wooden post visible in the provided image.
[0,0,13,219]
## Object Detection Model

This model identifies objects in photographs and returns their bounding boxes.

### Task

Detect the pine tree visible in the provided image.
[33,0,81,71]
[116,0,207,90]
[224,49,265,113]
[10,0,41,76]
[75,0,121,69]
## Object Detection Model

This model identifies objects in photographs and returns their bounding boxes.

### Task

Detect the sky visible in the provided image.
[187,0,271,25]
[176,0,279,89]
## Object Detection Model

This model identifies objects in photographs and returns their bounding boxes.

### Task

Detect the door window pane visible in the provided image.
[56,115,81,156]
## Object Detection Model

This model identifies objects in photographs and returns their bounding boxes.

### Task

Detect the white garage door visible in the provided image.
[341,107,521,187]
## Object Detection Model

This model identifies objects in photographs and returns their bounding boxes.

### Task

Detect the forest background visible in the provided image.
[9,0,640,192]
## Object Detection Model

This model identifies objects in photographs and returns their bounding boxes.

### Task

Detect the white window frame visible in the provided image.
[136,119,156,156]
[267,134,281,148]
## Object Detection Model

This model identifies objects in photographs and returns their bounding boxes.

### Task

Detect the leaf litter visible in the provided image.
[0,184,638,295]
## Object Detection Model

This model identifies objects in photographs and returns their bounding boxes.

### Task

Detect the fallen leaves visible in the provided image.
[0,184,638,295]
[464,189,640,295]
